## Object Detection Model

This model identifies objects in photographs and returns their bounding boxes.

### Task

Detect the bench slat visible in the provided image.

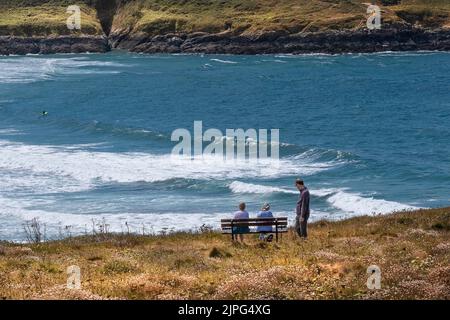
[222,218,287,225]
[221,218,287,223]
[222,230,287,234]
[221,222,288,227]
[221,217,289,229]
[221,217,289,242]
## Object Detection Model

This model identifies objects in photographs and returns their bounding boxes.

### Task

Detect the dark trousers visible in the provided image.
[295,215,308,238]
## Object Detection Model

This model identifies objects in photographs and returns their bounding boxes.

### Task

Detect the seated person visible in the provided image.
[257,203,274,242]
[232,202,250,243]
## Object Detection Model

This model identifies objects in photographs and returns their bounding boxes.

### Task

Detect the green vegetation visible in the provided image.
[0,0,102,36]
[110,0,450,36]
[1,0,449,37]
[392,0,450,28]
[112,0,372,36]
[0,208,448,299]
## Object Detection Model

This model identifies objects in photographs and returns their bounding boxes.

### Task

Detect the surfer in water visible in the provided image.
[40,111,48,117]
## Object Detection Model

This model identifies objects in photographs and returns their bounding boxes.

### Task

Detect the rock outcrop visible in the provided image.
[0,35,110,55]
[110,27,450,55]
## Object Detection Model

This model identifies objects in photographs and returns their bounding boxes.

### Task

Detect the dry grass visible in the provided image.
[111,0,450,36]
[0,207,449,300]
[112,0,372,35]
[2,0,450,37]
[0,2,103,36]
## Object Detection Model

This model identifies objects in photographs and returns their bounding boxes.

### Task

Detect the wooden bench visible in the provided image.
[221,217,288,242]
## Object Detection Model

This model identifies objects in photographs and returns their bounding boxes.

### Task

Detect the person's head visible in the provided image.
[239,202,246,211]
[295,179,305,191]
[261,203,270,211]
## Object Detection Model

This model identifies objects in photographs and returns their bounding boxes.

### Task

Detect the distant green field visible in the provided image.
[0,0,449,37]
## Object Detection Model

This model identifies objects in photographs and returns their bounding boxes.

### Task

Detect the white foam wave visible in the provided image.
[0,128,23,135]
[0,186,421,242]
[229,181,297,194]
[0,194,303,242]
[0,139,331,193]
[0,171,89,194]
[261,59,288,63]
[228,181,419,216]
[0,195,230,241]
[327,191,420,215]
[229,181,338,197]
[0,57,126,83]
[0,195,330,242]
[274,53,334,58]
[372,51,441,57]
[210,58,238,64]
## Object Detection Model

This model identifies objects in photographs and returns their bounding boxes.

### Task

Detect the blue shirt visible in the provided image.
[232,210,250,234]
[256,210,273,232]
[233,210,249,220]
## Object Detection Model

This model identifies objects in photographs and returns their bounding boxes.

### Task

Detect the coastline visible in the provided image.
[1,207,448,299]
[1,1,448,302]
[1,27,450,56]
[111,27,450,55]
[0,35,110,55]
[2,0,450,56]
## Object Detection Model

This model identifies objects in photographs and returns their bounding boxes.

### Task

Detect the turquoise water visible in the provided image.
[0,51,449,241]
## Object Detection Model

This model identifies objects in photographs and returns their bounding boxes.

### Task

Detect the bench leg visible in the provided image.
[231,222,234,242]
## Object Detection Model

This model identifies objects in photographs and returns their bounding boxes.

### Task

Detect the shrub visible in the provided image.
[209,247,232,258]
[103,260,136,274]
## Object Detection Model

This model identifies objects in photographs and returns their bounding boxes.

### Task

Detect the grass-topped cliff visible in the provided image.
[1,0,450,37]
[0,208,449,300]
[0,0,103,36]
[111,0,450,37]
[1,1,450,54]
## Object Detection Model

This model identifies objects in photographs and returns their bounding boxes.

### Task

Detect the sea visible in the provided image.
[0,51,449,241]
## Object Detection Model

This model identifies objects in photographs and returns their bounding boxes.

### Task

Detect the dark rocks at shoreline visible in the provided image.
[110,27,450,55]
[0,35,110,55]
[1,28,450,56]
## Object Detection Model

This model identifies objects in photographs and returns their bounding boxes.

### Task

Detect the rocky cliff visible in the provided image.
[1,0,450,55]
[110,27,450,55]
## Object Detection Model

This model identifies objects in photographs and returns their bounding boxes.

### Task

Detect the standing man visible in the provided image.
[295,179,310,239]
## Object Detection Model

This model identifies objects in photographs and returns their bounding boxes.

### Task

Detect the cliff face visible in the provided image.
[95,0,118,36]
[109,26,450,55]
[0,35,109,55]
[108,0,450,54]
[1,0,450,55]
[0,0,110,54]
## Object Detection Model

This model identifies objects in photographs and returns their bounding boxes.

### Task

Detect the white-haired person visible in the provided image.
[256,203,274,242]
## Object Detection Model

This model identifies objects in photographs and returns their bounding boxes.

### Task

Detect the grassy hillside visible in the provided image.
[1,1,449,37]
[111,0,450,36]
[392,0,450,28]
[0,207,448,300]
[0,0,103,36]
